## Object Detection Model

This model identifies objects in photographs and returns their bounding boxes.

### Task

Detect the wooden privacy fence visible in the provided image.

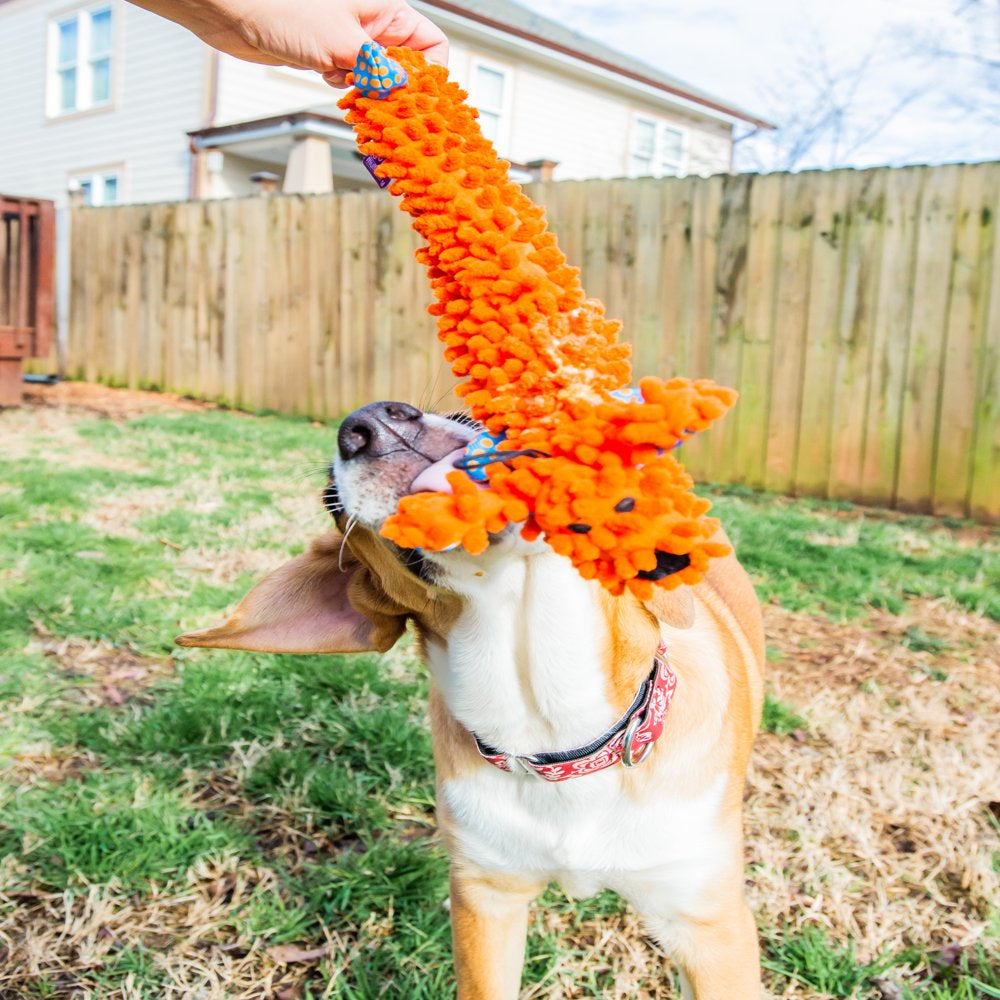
[68,162,999,520]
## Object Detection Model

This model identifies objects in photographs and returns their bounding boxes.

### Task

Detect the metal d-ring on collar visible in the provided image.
[621,713,653,768]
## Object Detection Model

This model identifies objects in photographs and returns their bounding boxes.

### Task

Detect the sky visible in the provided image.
[517,0,1000,170]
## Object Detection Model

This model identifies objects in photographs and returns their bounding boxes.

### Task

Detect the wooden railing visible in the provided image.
[0,196,56,406]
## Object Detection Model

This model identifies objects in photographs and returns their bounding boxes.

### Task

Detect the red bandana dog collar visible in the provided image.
[474,643,676,781]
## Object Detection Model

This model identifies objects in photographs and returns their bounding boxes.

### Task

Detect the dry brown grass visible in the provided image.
[0,854,325,999]
[747,603,998,986]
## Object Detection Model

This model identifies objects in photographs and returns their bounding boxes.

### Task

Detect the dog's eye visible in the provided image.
[322,480,343,518]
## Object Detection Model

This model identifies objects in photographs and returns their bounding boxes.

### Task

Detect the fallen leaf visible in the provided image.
[267,943,330,965]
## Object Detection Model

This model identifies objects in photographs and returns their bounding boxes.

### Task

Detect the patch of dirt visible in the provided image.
[25,633,176,710]
[2,752,97,789]
[77,485,188,538]
[24,380,223,420]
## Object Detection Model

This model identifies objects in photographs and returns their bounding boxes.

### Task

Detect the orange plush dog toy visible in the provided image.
[340,44,737,599]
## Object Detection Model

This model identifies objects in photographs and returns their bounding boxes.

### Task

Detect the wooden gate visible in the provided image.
[0,196,55,405]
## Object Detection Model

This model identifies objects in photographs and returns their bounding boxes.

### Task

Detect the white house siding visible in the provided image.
[214,57,338,125]
[0,0,206,205]
[445,37,732,180]
[685,120,733,176]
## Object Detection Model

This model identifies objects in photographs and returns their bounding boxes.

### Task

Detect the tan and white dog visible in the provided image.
[178,400,765,999]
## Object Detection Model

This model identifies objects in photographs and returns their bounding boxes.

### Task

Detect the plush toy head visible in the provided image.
[339,44,737,599]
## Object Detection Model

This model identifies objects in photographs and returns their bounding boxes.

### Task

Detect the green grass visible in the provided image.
[761,693,808,736]
[1,402,996,997]
[706,486,999,620]
[762,924,894,997]
[0,770,248,891]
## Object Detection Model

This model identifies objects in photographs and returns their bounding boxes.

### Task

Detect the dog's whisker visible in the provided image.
[292,465,334,482]
[429,382,460,413]
[419,366,445,413]
[339,515,359,571]
[322,480,344,519]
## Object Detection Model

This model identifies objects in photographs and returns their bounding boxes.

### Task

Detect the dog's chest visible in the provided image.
[442,766,729,903]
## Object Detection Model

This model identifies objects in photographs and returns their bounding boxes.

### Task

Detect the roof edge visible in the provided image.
[420,0,775,130]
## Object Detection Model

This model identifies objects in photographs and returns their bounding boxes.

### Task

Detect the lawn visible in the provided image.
[1,382,997,1000]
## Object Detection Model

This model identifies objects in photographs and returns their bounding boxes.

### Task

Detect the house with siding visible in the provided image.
[0,0,769,206]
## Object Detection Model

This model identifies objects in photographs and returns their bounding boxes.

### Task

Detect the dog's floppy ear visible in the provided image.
[176,530,407,654]
[643,586,695,630]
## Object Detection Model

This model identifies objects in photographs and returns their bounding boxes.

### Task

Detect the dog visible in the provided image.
[177,400,765,999]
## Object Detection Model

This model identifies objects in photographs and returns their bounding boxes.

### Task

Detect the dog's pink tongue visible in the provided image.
[410,448,468,494]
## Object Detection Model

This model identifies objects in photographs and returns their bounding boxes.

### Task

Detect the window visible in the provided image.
[629,117,686,178]
[470,63,508,146]
[70,170,120,205]
[49,5,113,116]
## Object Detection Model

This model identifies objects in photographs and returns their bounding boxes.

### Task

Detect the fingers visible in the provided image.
[358,3,449,65]
[322,3,448,89]
[378,8,448,65]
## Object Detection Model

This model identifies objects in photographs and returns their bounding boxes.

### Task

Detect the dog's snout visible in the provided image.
[338,401,423,460]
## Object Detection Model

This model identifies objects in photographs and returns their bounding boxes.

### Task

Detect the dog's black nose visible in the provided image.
[338,401,423,460]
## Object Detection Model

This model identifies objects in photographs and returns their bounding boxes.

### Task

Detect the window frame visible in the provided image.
[628,115,687,179]
[47,3,116,119]
[468,57,513,152]
[69,165,124,205]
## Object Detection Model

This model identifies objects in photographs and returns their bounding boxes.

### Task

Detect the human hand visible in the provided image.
[130,0,448,85]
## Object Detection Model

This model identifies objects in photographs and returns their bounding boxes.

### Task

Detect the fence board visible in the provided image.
[765,170,815,495]
[795,169,847,497]
[933,165,995,516]
[702,172,751,485]
[827,169,886,502]
[859,167,925,506]
[968,175,1000,521]
[735,172,783,487]
[67,163,1000,521]
[897,164,962,511]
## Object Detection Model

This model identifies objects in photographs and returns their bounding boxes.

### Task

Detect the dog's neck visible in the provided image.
[422,537,654,757]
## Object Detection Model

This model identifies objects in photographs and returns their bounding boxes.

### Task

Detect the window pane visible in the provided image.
[633,119,656,156]
[59,68,77,110]
[101,174,118,204]
[91,57,110,103]
[630,153,652,176]
[478,108,500,142]
[78,179,94,205]
[90,8,112,56]
[473,66,504,110]
[661,127,683,162]
[58,18,78,65]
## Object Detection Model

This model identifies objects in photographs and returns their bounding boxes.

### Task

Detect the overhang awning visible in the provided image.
[188,108,547,189]
[188,110,372,187]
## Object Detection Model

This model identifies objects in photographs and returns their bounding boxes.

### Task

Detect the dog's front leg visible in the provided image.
[449,866,542,1000]
[644,894,761,1000]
